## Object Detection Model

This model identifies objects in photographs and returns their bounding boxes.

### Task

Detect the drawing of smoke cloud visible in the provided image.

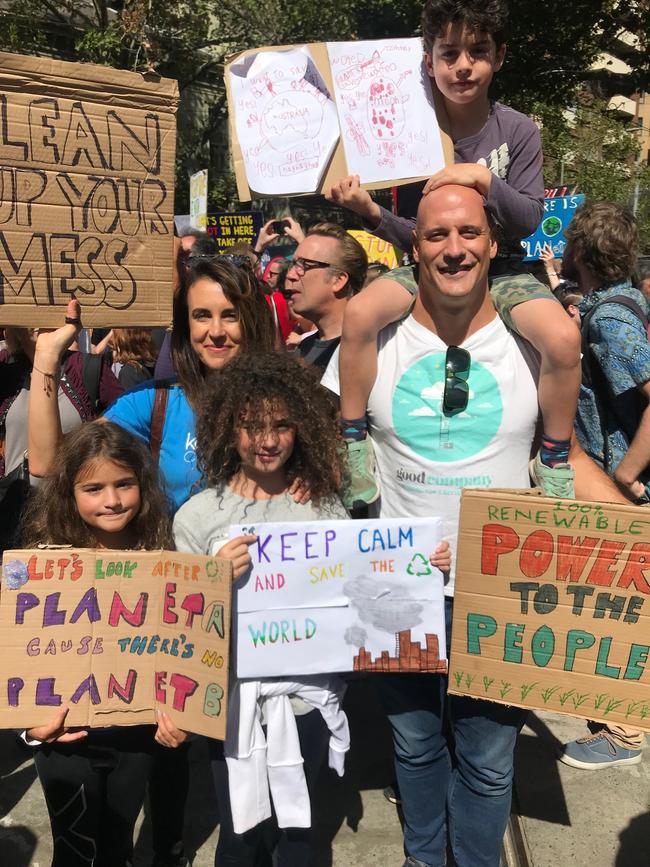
[344,624,368,648]
[344,575,423,638]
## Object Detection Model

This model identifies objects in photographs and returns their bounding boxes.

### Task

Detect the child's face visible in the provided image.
[425,23,505,109]
[235,404,296,479]
[74,458,141,540]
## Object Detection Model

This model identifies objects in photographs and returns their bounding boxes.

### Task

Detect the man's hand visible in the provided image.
[614,466,646,501]
[219,534,257,579]
[283,217,305,244]
[422,164,493,198]
[254,220,280,254]
[154,711,189,748]
[429,540,451,575]
[325,176,381,226]
[27,707,88,744]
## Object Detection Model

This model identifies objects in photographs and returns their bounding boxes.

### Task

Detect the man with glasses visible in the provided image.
[285,223,367,371]
[322,184,625,867]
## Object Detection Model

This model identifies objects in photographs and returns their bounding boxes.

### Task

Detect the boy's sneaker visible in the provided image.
[529,453,575,499]
[559,733,642,769]
[341,438,379,510]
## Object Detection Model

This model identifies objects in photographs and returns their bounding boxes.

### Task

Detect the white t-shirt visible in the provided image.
[322,312,539,594]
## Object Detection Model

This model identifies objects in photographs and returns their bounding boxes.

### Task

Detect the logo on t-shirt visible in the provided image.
[478,142,509,180]
[391,353,503,463]
[184,432,197,464]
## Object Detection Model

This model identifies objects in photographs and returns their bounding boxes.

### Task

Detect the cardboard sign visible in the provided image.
[205,210,264,251]
[348,230,400,269]
[449,490,650,731]
[0,549,231,739]
[225,40,453,199]
[0,52,178,327]
[189,169,208,229]
[230,517,447,678]
[521,194,585,261]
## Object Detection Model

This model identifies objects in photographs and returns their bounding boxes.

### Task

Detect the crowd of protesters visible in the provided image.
[2,1,650,866]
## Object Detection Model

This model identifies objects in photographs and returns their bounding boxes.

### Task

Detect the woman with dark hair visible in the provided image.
[28,257,277,512]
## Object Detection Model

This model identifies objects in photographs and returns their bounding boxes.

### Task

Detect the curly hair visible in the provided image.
[422,0,509,53]
[564,201,639,285]
[20,422,174,549]
[195,351,346,505]
[172,257,276,408]
[111,328,158,366]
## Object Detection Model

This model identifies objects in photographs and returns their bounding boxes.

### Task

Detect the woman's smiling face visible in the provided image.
[187,277,243,370]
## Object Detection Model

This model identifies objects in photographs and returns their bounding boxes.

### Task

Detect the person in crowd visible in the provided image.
[635,259,650,304]
[172,349,452,866]
[103,328,160,389]
[263,256,290,292]
[18,422,174,867]
[325,0,581,507]
[285,223,368,372]
[363,261,390,287]
[322,184,627,867]
[554,284,583,324]
[1,325,121,482]
[558,201,650,770]
[27,258,277,867]
[253,217,305,261]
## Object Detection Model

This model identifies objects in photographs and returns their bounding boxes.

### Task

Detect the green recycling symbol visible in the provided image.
[406,553,433,577]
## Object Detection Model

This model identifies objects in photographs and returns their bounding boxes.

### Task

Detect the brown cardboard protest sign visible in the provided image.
[448,490,650,730]
[0,549,231,739]
[225,41,453,201]
[0,52,178,327]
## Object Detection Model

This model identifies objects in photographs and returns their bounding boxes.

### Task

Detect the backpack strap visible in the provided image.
[150,383,170,465]
[81,352,103,413]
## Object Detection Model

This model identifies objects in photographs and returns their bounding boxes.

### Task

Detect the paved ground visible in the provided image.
[1,683,649,866]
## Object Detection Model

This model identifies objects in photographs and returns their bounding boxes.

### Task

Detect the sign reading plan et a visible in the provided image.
[0,52,178,327]
[0,549,231,740]
[449,490,650,732]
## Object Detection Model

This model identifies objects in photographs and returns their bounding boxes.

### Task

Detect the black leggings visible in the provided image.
[209,708,329,867]
[34,727,154,867]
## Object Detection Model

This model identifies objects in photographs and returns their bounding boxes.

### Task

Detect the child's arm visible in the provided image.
[325,175,415,252]
[429,540,451,575]
[340,275,414,423]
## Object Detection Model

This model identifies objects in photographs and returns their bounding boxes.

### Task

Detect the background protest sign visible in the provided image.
[189,168,208,229]
[0,52,178,327]
[348,230,400,269]
[521,194,585,261]
[205,211,264,251]
[230,517,447,679]
[449,490,650,731]
[225,39,453,199]
[0,549,231,739]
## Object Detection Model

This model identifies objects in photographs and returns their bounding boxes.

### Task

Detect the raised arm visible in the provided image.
[28,299,82,477]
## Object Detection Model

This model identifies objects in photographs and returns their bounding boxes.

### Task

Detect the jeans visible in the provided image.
[375,598,527,867]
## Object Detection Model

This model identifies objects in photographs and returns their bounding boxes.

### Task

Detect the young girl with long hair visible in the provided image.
[20,421,175,867]
[173,351,450,866]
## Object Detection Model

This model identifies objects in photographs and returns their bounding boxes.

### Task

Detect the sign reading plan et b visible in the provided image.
[0,52,178,327]
[449,490,650,732]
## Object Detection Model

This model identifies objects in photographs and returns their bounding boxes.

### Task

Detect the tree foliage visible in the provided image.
[0,0,648,246]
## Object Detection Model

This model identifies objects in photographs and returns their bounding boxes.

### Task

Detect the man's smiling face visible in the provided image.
[413,185,497,305]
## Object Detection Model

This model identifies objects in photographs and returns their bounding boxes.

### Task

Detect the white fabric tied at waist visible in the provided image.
[224,676,349,834]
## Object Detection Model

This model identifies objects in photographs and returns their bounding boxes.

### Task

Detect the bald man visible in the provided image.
[323,185,624,867]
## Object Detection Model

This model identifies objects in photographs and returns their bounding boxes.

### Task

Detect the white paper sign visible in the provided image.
[230,517,447,678]
[228,47,340,195]
[326,38,445,184]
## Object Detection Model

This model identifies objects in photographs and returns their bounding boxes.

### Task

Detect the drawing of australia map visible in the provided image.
[228,47,340,195]
[327,38,445,184]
